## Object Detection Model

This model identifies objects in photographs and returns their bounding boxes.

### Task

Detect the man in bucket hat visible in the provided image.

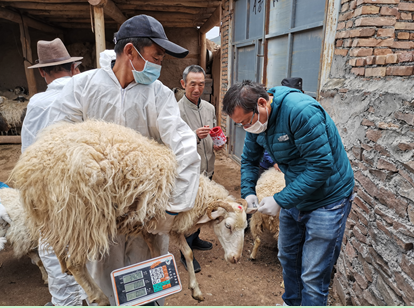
[20,38,86,306]
[42,15,200,305]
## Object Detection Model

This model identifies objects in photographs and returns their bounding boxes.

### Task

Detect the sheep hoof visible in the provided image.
[91,297,110,306]
[191,288,205,301]
[249,254,256,260]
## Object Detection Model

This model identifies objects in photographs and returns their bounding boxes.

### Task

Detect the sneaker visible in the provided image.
[44,303,54,306]
[192,238,213,250]
[180,254,201,273]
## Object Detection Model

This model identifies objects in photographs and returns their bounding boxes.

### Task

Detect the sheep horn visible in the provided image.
[206,200,235,220]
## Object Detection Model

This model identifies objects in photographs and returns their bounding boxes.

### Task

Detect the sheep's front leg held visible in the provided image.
[27,250,48,285]
[250,237,261,260]
[67,260,110,306]
[179,234,204,301]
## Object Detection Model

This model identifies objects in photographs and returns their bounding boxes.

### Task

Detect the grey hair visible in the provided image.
[182,65,205,83]
[222,80,269,116]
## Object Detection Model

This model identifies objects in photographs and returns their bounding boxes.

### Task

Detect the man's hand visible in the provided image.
[147,211,177,235]
[258,196,281,216]
[273,163,281,172]
[196,125,211,140]
[245,194,259,214]
[0,202,11,225]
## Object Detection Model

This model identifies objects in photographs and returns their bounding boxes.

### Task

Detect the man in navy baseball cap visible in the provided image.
[114,14,189,58]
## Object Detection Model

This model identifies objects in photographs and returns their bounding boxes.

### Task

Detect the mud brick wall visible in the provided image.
[320,0,414,305]
[220,0,230,133]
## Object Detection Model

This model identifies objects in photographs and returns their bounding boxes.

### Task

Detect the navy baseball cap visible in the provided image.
[114,15,189,58]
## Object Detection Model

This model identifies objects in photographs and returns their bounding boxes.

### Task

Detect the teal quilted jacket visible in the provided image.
[241,86,354,211]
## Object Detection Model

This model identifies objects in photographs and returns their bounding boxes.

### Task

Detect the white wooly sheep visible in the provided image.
[10,120,247,305]
[0,188,48,284]
[249,168,285,260]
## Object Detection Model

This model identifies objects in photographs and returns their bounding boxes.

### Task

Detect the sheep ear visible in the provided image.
[196,208,226,225]
[236,198,248,211]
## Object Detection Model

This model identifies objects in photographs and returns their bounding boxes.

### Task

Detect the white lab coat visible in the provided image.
[21,76,71,153]
[22,76,87,306]
[42,50,200,305]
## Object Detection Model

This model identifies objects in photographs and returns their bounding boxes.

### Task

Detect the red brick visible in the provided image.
[366,128,382,141]
[335,49,349,56]
[395,22,414,30]
[346,20,354,28]
[350,0,357,9]
[377,158,398,172]
[398,52,413,62]
[351,68,365,75]
[377,28,395,38]
[349,58,357,66]
[355,5,380,16]
[356,58,367,66]
[336,30,350,39]
[357,0,400,3]
[400,12,412,20]
[365,67,386,77]
[398,142,414,151]
[337,22,346,30]
[394,111,414,125]
[386,66,414,76]
[352,38,390,47]
[354,17,396,26]
[366,55,375,64]
[342,2,350,12]
[380,7,399,16]
[377,187,409,218]
[399,169,414,187]
[374,48,393,55]
[339,11,354,21]
[398,2,414,11]
[386,53,398,63]
[361,119,375,126]
[343,39,353,47]
[391,41,414,49]
[336,40,344,47]
[376,55,387,64]
[355,171,378,197]
[349,28,376,37]
[350,48,373,56]
[398,32,410,40]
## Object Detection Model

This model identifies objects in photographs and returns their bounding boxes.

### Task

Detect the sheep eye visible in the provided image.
[224,222,231,229]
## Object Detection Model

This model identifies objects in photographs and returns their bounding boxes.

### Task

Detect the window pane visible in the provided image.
[294,0,326,28]
[266,35,288,88]
[234,0,248,42]
[269,0,292,34]
[248,0,265,39]
[291,28,323,94]
[237,45,257,82]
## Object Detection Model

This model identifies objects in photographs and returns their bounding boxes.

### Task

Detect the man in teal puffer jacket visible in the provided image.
[222,80,354,306]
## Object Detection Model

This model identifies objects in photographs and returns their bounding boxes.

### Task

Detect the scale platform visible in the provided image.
[111,253,182,306]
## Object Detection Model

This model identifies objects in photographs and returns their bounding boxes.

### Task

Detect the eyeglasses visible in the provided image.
[242,111,256,128]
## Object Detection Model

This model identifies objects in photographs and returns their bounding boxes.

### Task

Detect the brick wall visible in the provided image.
[321,0,414,305]
[219,0,230,134]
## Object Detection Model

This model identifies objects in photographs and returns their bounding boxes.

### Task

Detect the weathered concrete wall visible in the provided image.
[320,0,414,305]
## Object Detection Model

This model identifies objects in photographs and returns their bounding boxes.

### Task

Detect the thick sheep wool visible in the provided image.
[9,120,178,265]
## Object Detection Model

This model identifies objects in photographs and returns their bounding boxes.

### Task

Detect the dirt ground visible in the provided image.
[0,145,341,306]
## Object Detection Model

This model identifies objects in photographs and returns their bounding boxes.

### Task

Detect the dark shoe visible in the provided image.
[44,303,54,306]
[192,238,213,250]
[180,254,201,273]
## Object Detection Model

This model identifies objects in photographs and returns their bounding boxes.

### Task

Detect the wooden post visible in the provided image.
[93,5,106,68]
[200,32,207,71]
[19,21,37,96]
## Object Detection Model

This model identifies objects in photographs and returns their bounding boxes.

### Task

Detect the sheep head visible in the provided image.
[196,199,247,264]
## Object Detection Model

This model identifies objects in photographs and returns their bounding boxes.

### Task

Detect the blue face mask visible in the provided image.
[130,46,161,85]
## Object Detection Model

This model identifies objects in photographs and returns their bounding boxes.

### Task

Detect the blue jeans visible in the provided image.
[278,195,353,306]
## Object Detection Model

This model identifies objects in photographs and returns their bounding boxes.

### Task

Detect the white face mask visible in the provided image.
[244,105,268,134]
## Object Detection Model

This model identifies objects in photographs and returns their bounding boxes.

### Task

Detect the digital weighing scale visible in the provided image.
[111,253,182,306]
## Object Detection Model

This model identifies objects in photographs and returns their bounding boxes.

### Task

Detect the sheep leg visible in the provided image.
[142,231,161,258]
[249,237,261,260]
[67,259,110,306]
[56,251,70,275]
[27,250,48,285]
[178,234,204,301]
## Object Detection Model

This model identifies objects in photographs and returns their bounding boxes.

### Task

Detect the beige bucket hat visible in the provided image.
[28,38,83,69]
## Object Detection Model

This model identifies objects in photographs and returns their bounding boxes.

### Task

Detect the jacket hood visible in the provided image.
[99,49,116,69]
[47,76,71,91]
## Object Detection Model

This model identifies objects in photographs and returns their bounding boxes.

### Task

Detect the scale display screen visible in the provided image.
[123,271,143,284]
[111,253,182,306]
[125,280,145,292]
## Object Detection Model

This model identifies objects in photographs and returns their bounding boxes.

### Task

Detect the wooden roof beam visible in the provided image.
[0,7,62,34]
[88,0,126,25]
[199,4,221,34]
[7,3,90,11]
